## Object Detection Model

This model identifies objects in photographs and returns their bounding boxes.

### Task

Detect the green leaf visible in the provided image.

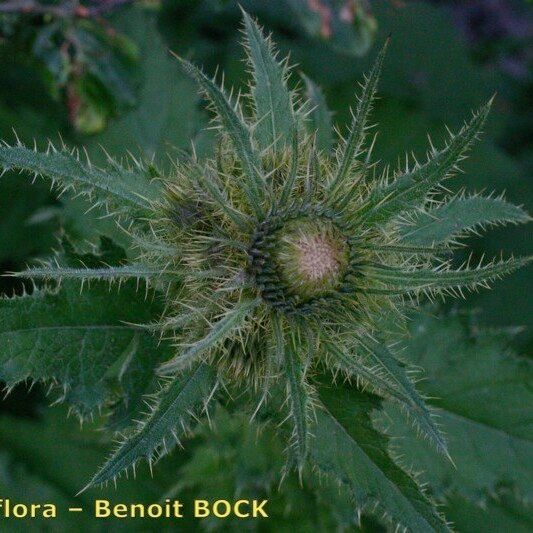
[275,315,309,468]
[325,338,447,455]
[279,124,299,206]
[10,235,175,285]
[193,165,252,231]
[84,363,218,490]
[329,39,388,199]
[11,264,170,283]
[361,243,446,255]
[168,407,374,531]
[374,310,533,501]
[0,143,161,213]
[366,256,532,293]
[302,74,333,153]
[242,10,294,152]
[0,407,196,530]
[0,281,167,417]
[173,54,266,217]
[106,336,167,433]
[310,381,450,532]
[444,491,533,533]
[361,99,492,225]
[158,298,262,374]
[401,194,531,246]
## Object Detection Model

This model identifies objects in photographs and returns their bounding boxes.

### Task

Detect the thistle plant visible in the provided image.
[0,11,530,531]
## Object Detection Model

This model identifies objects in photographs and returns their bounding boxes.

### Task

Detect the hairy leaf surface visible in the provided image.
[158,298,261,374]
[310,380,450,532]
[85,363,217,490]
[326,338,447,454]
[329,39,388,198]
[362,100,491,224]
[276,316,309,468]
[401,195,530,245]
[174,55,266,216]
[243,11,294,151]
[302,74,332,153]
[0,144,161,212]
[374,311,533,501]
[0,282,167,416]
[367,256,531,292]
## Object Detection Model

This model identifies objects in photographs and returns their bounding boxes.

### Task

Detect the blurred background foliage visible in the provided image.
[0,0,531,531]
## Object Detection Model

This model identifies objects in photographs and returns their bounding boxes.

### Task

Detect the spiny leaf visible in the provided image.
[325,339,448,456]
[367,256,532,292]
[274,315,309,469]
[302,74,333,153]
[170,407,366,531]
[106,333,168,433]
[356,336,447,455]
[11,263,172,282]
[173,54,266,217]
[360,243,446,255]
[10,235,176,284]
[158,298,262,374]
[375,310,533,502]
[401,194,531,246]
[194,165,252,231]
[279,124,299,206]
[328,38,388,199]
[0,407,197,529]
[242,10,294,151]
[362,98,493,224]
[0,282,167,417]
[83,363,217,491]
[310,380,450,532]
[0,143,161,212]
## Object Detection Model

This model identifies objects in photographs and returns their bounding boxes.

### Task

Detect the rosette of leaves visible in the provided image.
[0,11,530,531]
[0,0,138,134]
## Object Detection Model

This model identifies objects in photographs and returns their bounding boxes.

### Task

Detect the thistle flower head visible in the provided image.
[122,11,528,469]
[1,11,530,516]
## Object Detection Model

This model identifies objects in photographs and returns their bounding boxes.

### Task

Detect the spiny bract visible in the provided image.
[0,11,530,530]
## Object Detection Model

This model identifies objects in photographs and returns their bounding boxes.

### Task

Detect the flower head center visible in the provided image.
[296,233,342,282]
[248,213,350,311]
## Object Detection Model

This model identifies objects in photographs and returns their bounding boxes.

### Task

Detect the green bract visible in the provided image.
[0,11,530,531]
